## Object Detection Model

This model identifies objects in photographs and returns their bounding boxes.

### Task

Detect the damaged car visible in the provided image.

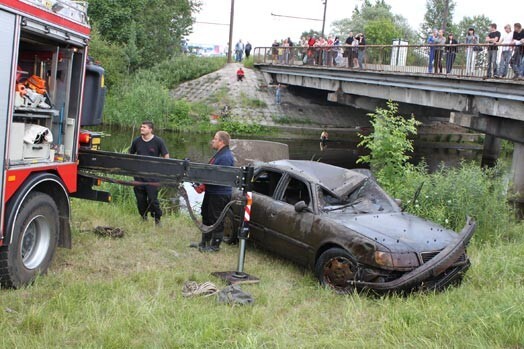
[224,160,475,294]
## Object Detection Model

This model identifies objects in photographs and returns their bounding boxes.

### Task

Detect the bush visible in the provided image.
[149,55,226,89]
[103,71,173,129]
[357,101,420,189]
[395,162,516,243]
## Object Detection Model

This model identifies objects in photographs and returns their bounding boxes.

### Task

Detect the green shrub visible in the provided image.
[103,71,173,129]
[395,162,516,243]
[150,55,226,89]
[357,101,420,189]
[220,121,268,135]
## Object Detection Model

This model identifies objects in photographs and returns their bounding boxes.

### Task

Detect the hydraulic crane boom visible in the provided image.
[74,149,254,201]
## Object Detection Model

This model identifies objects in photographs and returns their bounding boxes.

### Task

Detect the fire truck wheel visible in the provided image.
[0,192,59,288]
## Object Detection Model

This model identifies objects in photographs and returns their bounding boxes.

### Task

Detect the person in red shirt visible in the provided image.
[236,67,245,81]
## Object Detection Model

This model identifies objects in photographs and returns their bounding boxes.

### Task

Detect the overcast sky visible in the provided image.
[187,0,519,47]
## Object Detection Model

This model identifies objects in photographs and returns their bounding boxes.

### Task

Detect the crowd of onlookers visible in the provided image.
[269,33,366,69]
[264,22,524,79]
[427,22,524,79]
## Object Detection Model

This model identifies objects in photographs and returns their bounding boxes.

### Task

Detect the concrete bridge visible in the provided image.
[253,52,524,204]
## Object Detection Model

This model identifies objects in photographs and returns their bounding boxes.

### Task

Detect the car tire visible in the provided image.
[0,192,59,288]
[315,247,358,294]
[222,209,238,245]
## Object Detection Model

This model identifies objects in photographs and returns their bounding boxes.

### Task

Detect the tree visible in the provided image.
[455,15,492,43]
[420,0,456,35]
[331,0,418,44]
[88,0,201,71]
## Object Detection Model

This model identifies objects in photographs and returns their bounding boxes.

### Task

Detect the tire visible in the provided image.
[222,209,238,245]
[315,248,358,294]
[0,192,59,288]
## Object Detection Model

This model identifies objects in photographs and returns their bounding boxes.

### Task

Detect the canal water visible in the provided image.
[94,125,483,170]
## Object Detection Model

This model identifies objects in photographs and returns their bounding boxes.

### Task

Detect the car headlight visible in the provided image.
[374,251,420,268]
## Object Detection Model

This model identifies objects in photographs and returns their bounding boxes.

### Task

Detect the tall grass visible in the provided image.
[394,162,516,244]
[103,55,226,130]
[1,200,522,348]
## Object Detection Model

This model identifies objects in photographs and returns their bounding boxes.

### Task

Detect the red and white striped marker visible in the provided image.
[243,191,252,222]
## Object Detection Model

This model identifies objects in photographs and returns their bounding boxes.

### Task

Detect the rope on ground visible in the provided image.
[182,281,219,297]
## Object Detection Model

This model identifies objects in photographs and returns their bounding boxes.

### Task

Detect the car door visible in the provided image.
[263,175,315,265]
[248,169,284,244]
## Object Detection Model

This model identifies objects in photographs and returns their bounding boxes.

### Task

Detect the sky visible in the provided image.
[187,0,519,48]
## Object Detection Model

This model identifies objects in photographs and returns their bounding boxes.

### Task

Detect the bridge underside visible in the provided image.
[258,64,524,203]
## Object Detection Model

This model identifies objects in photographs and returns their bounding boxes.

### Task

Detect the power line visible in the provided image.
[270,12,322,22]
[195,21,229,26]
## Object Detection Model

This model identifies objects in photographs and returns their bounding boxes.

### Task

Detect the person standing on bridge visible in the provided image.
[485,23,501,78]
[433,29,446,74]
[427,29,438,73]
[356,33,366,69]
[465,28,479,75]
[510,23,524,79]
[445,33,458,74]
[497,24,513,78]
[129,121,170,225]
[345,32,355,68]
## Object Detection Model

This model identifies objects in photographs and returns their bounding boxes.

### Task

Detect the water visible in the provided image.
[94,126,483,170]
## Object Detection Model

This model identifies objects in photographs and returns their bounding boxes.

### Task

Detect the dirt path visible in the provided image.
[171,63,369,129]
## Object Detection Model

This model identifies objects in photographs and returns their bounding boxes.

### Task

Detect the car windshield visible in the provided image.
[321,178,399,214]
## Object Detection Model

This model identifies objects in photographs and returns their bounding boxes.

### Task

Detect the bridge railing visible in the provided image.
[253,44,523,80]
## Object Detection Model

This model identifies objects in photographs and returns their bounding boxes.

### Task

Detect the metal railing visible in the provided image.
[254,44,524,80]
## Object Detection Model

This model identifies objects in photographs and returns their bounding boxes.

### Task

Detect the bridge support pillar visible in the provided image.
[481,135,501,167]
[510,143,524,212]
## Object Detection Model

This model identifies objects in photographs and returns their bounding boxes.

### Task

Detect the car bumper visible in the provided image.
[352,217,476,293]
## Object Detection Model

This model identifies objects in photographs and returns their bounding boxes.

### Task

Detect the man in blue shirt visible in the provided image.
[198,131,235,252]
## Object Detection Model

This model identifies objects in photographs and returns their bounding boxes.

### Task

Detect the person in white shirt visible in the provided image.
[497,24,513,77]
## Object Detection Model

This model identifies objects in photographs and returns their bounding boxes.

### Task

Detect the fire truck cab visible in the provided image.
[0,0,101,287]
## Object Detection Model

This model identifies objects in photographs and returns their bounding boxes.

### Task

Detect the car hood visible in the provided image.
[327,212,458,252]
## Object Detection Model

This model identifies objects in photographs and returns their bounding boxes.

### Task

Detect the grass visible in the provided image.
[0,198,523,348]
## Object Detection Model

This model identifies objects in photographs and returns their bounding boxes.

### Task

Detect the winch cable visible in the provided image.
[81,172,243,234]
[178,185,243,234]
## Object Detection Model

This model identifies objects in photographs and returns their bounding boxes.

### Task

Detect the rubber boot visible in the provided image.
[199,234,221,253]
[191,233,211,249]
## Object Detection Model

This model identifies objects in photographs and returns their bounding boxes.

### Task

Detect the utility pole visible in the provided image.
[227,0,235,63]
[442,0,449,32]
[321,0,327,37]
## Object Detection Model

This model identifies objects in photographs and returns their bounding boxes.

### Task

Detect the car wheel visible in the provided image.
[0,192,59,288]
[315,248,358,294]
[222,209,238,245]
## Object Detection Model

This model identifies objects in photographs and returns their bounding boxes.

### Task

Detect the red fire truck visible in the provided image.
[0,0,109,287]
[0,0,254,289]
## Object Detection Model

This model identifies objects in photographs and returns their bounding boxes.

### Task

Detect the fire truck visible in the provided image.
[0,0,254,288]
[0,0,107,288]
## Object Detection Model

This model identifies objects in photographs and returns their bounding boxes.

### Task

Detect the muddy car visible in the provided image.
[224,160,475,294]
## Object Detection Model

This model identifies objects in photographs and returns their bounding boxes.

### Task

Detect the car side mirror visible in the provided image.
[294,200,311,213]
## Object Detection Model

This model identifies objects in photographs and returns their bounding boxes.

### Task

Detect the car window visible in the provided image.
[252,170,282,197]
[282,177,310,206]
[321,179,399,213]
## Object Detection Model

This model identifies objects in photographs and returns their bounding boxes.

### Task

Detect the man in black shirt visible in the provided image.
[129,121,169,225]
[345,32,354,67]
[485,23,501,78]
[511,23,524,78]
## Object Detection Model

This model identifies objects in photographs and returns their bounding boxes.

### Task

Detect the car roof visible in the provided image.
[259,160,368,198]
